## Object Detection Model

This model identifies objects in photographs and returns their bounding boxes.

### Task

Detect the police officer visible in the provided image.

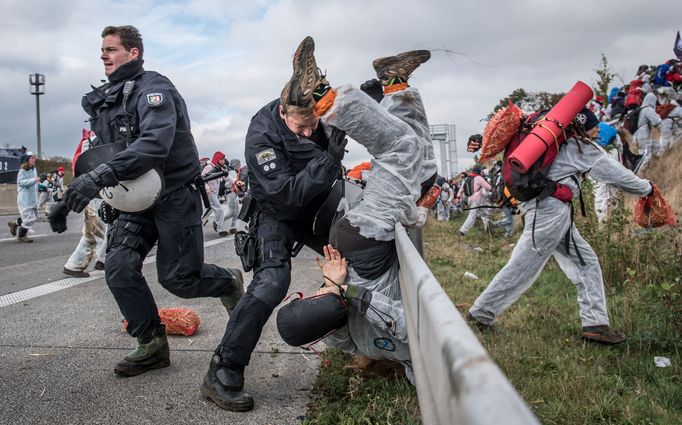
[200,36,346,412]
[50,25,244,377]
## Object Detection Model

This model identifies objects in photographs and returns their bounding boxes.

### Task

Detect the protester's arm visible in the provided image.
[588,152,652,196]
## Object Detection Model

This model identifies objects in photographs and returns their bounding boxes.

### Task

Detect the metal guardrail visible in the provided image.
[395,223,540,425]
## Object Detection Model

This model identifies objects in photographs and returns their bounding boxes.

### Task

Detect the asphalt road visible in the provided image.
[0,213,323,424]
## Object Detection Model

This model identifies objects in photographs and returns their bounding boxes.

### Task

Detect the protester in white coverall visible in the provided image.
[634,92,662,172]
[202,151,228,236]
[592,123,623,223]
[8,152,40,243]
[63,198,107,278]
[222,159,242,234]
[295,49,437,383]
[436,182,453,221]
[456,166,492,235]
[659,99,682,154]
[468,108,653,344]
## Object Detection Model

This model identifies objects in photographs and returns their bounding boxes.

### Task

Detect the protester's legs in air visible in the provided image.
[469,198,571,325]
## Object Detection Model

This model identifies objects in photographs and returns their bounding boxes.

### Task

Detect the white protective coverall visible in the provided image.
[436,183,452,221]
[659,100,682,154]
[634,92,662,171]
[592,137,623,223]
[457,174,492,234]
[469,137,652,327]
[320,85,437,380]
[202,162,227,233]
[64,198,107,272]
[223,170,241,232]
[16,167,39,230]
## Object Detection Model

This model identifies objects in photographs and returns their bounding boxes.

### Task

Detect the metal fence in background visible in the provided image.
[396,223,540,425]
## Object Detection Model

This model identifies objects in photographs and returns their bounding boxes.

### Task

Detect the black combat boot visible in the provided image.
[200,354,254,412]
[114,325,170,377]
[17,226,33,243]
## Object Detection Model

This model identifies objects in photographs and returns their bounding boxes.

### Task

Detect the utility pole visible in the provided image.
[28,73,45,158]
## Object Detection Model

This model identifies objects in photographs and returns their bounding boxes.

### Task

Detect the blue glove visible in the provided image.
[64,164,118,213]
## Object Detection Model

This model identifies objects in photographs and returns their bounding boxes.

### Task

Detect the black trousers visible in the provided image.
[105,184,235,339]
[217,213,326,366]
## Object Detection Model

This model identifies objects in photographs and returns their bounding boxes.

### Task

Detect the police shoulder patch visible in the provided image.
[146,93,164,107]
[256,148,277,165]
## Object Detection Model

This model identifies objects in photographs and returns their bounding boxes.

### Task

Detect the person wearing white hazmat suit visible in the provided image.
[468,108,654,345]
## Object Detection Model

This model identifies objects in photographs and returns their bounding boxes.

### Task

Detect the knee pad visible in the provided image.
[250,265,291,308]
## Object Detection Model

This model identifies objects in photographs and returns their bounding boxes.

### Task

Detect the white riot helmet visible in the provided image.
[74,143,163,212]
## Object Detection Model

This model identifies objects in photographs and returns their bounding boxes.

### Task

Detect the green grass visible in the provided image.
[305,210,681,424]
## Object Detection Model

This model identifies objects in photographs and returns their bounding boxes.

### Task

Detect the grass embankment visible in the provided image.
[306,211,680,424]
[305,141,682,424]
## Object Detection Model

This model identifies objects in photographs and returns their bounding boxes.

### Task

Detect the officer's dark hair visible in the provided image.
[101,25,144,59]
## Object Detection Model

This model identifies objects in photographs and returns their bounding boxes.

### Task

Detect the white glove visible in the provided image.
[415,206,429,228]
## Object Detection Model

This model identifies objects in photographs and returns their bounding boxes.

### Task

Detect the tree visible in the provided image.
[593,52,616,101]
[487,89,564,119]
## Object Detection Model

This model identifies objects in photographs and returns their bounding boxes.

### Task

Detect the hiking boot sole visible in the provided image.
[114,358,171,377]
[286,36,327,109]
[63,268,91,278]
[373,50,431,84]
[581,333,627,345]
[200,382,254,412]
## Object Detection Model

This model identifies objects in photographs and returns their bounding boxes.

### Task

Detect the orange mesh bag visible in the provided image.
[123,307,201,336]
[480,101,523,161]
[633,184,676,228]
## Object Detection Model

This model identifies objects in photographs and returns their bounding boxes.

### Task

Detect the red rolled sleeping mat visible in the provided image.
[507,81,593,173]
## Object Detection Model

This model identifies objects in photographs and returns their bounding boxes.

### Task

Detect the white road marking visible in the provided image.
[0,236,233,308]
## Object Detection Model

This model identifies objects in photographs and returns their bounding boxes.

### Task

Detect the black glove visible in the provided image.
[98,201,120,224]
[47,201,69,233]
[327,127,348,163]
[64,164,118,213]
[467,134,482,153]
[360,78,384,103]
[647,181,655,196]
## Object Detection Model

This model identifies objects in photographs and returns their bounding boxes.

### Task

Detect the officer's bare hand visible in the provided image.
[317,244,348,287]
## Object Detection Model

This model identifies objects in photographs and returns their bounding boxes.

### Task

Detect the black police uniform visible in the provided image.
[82,59,239,339]
[216,99,341,367]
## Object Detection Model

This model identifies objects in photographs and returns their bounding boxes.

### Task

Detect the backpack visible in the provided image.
[463,176,475,197]
[653,64,671,86]
[622,107,643,134]
[501,111,563,202]
[490,172,505,204]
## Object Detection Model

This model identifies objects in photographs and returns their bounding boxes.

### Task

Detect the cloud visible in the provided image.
[1,0,680,178]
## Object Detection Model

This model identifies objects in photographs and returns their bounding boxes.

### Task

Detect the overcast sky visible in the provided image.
[1,0,680,174]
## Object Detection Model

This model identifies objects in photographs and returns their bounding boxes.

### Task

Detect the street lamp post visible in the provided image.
[28,73,45,158]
